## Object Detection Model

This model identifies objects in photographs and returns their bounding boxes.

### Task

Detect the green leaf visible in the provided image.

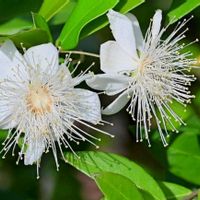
[0,130,8,140]
[167,130,200,185]
[56,0,119,50]
[65,151,165,200]
[0,0,43,22]
[0,18,31,35]
[8,28,51,48]
[167,0,200,24]
[0,13,53,48]
[95,172,144,200]
[158,182,191,200]
[81,0,145,39]
[50,0,77,25]
[32,12,53,42]
[39,0,70,21]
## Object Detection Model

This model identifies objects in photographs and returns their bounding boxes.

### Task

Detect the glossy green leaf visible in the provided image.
[0,0,43,22]
[158,182,191,200]
[32,13,53,42]
[39,0,70,21]
[167,0,200,24]
[8,28,51,48]
[0,12,53,48]
[57,0,119,50]
[0,18,31,35]
[167,130,200,185]
[81,0,145,39]
[50,0,77,25]
[95,172,144,200]
[65,151,165,200]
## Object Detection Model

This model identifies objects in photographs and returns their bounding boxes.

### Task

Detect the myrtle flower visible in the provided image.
[0,40,112,178]
[87,10,197,146]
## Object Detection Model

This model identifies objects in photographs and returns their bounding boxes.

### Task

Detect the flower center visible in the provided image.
[26,84,53,115]
[138,57,152,74]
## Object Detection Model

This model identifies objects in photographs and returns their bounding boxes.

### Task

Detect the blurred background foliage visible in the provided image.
[0,0,200,200]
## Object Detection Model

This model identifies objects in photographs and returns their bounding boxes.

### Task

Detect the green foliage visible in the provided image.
[0,130,7,140]
[32,12,53,42]
[0,18,31,35]
[65,151,194,200]
[167,0,200,23]
[158,182,191,200]
[39,0,70,21]
[81,0,145,39]
[167,127,200,185]
[0,13,53,48]
[50,0,77,25]
[65,151,165,200]
[0,1,199,199]
[0,0,43,22]
[56,0,119,50]
[7,29,50,48]
[95,172,144,200]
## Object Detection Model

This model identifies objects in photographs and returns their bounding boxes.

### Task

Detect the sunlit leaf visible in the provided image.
[56,0,119,50]
[95,172,144,200]
[167,129,200,185]
[81,0,145,39]
[65,151,165,200]
[8,28,51,48]
[39,0,70,21]
[0,13,53,48]
[167,0,200,24]
[158,182,191,200]
[0,18,31,35]
[32,12,53,42]
[50,0,77,25]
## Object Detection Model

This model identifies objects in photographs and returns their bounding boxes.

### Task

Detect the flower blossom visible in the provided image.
[0,40,112,178]
[87,9,197,146]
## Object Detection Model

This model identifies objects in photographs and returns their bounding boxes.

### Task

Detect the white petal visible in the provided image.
[126,13,144,51]
[107,10,137,57]
[102,90,131,115]
[152,10,162,40]
[86,74,130,95]
[73,89,101,124]
[24,137,45,165]
[0,114,18,129]
[100,41,137,74]
[0,40,26,80]
[24,43,59,73]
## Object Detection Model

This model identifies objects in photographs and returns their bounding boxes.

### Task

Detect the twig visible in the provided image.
[184,190,199,200]
[59,50,100,58]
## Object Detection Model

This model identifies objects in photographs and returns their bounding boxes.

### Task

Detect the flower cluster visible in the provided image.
[0,9,197,175]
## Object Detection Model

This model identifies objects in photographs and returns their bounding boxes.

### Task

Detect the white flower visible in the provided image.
[0,40,113,178]
[87,10,196,146]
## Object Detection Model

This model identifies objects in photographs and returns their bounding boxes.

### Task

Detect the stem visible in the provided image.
[184,190,199,200]
[59,50,100,58]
